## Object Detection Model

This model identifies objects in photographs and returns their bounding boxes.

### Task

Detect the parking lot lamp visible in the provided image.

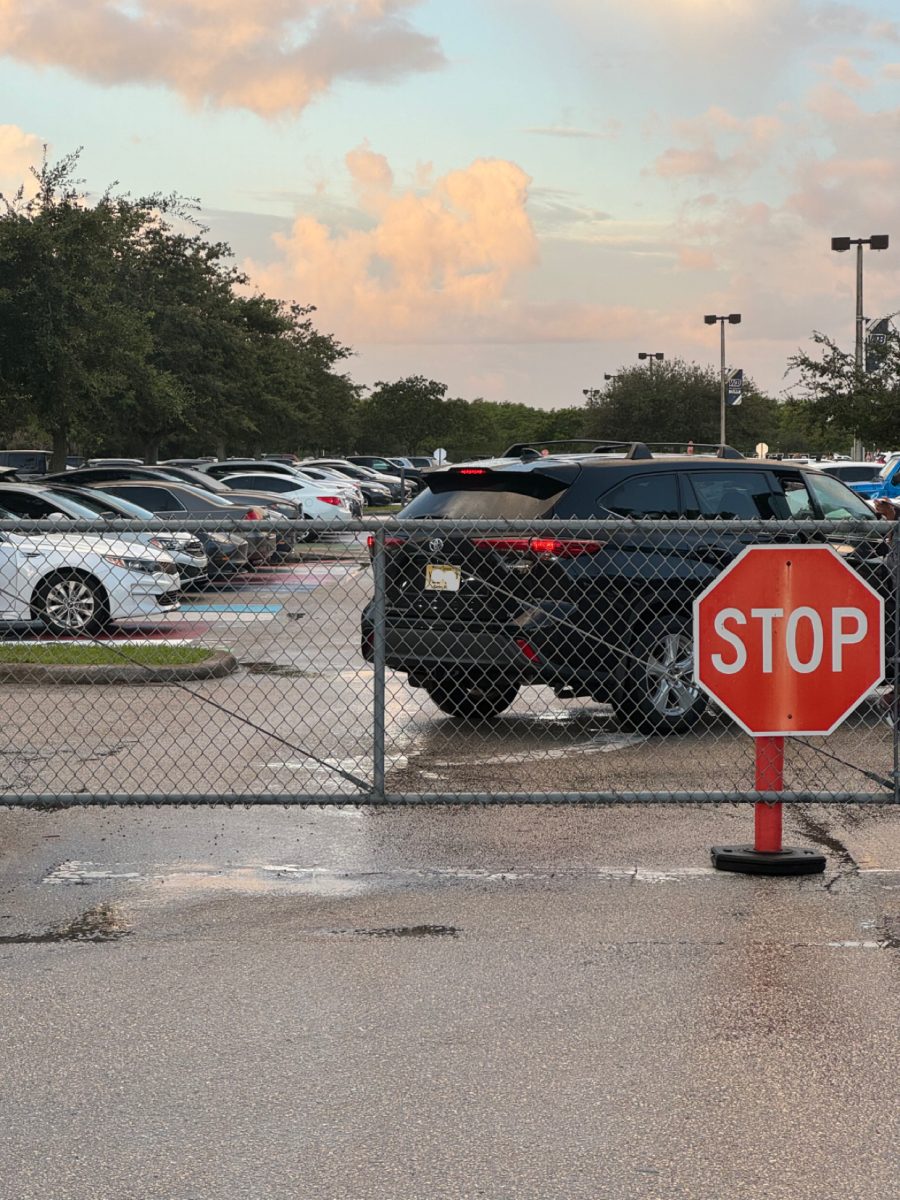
[831,235,889,458]
[637,352,664,376]
[830,235,889,370]
[704,314,741,443]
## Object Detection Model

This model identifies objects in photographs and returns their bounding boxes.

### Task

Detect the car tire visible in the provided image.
[424,670,519,721]
[616,618,706,734]
[32,572,110,635]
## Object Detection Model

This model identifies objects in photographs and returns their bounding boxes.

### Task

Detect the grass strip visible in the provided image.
[0,645,215,667]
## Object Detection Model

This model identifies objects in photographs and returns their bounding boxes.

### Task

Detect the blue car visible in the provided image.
[846,458,900,501]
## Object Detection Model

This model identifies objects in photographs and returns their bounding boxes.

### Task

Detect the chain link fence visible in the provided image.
[0,515,894,807]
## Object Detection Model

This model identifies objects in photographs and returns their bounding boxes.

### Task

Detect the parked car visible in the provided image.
[195,460,363,516]
[0,505,180,633]
[217,473,353,536]
[43,464,299,563]
[0,450,52,477]
[361,442,886,732]
[302,459,414,502]
[811,461,884,488]
[159,457,218,468]
[346,456,427,494]
[83,481,264,577]
[136,466,303,558]
[848,458,900,503]
[44,485,209,590]
[262,453,301,465]
[0,481,207,589]
[87,458,145,467]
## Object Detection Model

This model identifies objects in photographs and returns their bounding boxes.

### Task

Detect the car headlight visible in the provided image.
[103,554,174,575]
[150,536,187,552]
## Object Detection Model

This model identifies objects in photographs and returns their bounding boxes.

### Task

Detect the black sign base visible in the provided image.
[711,844,827,876]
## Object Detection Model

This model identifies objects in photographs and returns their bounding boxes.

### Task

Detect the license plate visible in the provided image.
[424,564,461,592]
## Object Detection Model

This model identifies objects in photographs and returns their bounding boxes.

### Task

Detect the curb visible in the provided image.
[0,650,239,686]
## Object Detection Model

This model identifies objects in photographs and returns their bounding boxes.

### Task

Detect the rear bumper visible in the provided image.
[360,602,622,693]
[363,616,531,678]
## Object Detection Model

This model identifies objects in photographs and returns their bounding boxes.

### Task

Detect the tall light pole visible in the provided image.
[831,234,889,368]
[638,351,664,375]
[704,313,741,443]
[582,387,602,403]
[831,234,889,458]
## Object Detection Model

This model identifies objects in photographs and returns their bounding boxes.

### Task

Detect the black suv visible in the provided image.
[361,442,888,732]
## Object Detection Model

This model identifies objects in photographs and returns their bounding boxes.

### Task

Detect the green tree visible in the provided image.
[786,330,900,451]
[0,151,174,469]
[355,376,449,454]
[582,358,776,454]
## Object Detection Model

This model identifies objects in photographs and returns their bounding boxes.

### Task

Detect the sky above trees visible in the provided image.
[1,0,899,409]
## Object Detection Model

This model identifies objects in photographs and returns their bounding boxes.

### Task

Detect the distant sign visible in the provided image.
[726,368,743,407]
[755,442,769,460]
[433,448,448,464]
[866,317,893,373]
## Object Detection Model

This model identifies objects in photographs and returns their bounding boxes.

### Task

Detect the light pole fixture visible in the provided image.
[638,352,664,376]
[582,387,602,403]
[831,235,889,458]
[603,373,619,381]
[830,234,889,371]
[704,314,741,443]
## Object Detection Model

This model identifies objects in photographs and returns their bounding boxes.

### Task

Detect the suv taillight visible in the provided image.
[366,534,408,556]
[472,537,604,558]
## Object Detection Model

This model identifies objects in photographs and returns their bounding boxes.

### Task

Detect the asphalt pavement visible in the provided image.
[1,802,900,1199]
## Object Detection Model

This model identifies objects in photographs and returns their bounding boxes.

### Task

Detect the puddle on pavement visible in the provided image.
[243,661,313,679]
[47,862,371,898]
[322,924,459,938]
[0,903,130,944]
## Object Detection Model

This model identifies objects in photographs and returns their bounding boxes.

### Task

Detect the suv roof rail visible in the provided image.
[643,442,744,460]
[503,439,653,462]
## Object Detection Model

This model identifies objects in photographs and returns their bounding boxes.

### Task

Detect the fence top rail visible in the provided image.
[0,516,888,535]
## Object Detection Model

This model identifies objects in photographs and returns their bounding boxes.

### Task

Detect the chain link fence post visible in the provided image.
[892,529,899,804]
[372,524,387,801]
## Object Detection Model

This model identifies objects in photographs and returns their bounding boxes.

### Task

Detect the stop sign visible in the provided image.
[693,545,884,736]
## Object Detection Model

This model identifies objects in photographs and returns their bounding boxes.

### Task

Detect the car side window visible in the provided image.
[0,494,56,518]
[683,471,780,519]
[598,473,680,518]
[113,486,181,512]
[777,478,814,518]
[232,475,295,493]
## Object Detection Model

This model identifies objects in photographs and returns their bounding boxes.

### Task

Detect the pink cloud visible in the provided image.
[650,106,783,181]
[249,151,540,342]
[825,55,871,91]
[0,0,444,117]
[677,247,715,271]
[0,124,44,199]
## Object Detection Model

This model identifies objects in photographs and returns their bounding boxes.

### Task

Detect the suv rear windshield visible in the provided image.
[402,469,570,519]
[0,451,50,473]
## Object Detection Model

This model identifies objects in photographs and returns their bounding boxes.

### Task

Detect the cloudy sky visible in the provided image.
[1,0,899,408]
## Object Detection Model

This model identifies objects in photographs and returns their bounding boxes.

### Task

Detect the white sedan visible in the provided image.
[217,473,354,529]
[0,526,180,633]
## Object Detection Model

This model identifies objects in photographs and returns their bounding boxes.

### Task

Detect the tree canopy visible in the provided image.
[0,151,889,466]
